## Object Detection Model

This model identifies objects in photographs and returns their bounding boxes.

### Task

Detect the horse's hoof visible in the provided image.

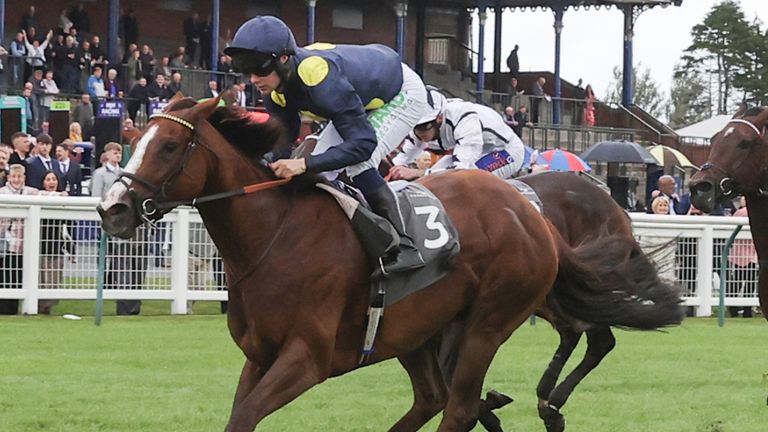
[538,405,565,432]
[485,390,514,410]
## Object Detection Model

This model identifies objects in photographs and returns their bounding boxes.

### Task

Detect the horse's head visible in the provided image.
[690,107,768,212]
[97,95,221,238]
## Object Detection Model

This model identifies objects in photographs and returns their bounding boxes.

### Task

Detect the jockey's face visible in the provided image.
[250,70,281,95]
[414,114,443,142]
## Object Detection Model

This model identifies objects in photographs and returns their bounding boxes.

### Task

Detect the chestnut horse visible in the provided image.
[690,107,768,318]
[96,97,655,431]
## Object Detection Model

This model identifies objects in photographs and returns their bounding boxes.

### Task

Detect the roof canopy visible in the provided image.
[422,0,682,10]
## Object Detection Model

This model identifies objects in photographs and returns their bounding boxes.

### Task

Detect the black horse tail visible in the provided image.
[549,226,685,330]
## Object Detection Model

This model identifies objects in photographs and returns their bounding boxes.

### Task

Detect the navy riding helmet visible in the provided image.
[225,16,297,76]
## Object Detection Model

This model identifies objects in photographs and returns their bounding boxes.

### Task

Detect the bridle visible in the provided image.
[119,112,289,226]
[699,117,768,197]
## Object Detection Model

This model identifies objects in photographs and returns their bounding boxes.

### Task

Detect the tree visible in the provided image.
[605,64,666,119]
[667,66,711,129]
[680,0,760,113]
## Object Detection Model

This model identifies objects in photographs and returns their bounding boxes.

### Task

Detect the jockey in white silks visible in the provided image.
[389,89,525,181]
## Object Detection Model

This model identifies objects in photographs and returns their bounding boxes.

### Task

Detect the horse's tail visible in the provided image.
[548,223,685,330]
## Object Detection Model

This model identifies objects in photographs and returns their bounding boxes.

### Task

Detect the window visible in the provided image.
[159,0,193,12]
[332,5,363,30]
[247,1,280,18]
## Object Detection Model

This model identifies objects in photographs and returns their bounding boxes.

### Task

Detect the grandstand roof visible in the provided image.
[424,0,682,10]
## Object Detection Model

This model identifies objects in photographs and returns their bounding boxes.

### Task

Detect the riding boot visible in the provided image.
[366,186,425,277]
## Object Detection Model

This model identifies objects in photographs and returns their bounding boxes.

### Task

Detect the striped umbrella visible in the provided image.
[648,145,697,171]
[536,149,592,172]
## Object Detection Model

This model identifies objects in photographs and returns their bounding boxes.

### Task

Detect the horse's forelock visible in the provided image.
[165,97,199,113]
[207,106,288,159]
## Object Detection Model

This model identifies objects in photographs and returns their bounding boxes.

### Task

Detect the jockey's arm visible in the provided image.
[263,96,301,161]
[389,135,427,180]
[451,113,484,169]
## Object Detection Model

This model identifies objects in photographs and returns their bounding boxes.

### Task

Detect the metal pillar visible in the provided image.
[0,0,5,45]
[622,5,635,107]
[553,7,564,125]
[211,0,220,72]
[307,0,317,45]
[108,0,120,65]
[476,6,487,103]
[415,1,425,76]
[395,3,407,60]
[493,6,502,75]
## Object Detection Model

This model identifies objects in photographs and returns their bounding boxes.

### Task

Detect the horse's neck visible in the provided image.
[196,133,291,279]
[746,195,768,260]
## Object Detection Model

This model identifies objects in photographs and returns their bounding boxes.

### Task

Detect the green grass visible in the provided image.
[1,317,767,431]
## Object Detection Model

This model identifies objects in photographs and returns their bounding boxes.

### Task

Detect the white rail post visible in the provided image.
[170,209,190,314]
[21,205,41,315]
[696,225,714,317]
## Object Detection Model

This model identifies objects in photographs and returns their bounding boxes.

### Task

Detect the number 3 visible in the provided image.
[414,205,449,249]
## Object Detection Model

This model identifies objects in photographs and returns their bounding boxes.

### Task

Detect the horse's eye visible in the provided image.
[737,139,756,149]
[163,142,176,153]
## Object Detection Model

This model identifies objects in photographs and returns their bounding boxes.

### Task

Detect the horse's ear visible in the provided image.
[190,96,221,123]
[168,91,185,104]
[732,102,748,119]
[752,107,768,127]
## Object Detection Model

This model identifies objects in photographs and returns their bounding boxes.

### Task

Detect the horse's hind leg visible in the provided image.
[539,326,616,432]
[388,342,448,432]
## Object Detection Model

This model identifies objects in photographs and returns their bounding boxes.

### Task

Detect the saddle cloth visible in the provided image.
[317,181,460,306]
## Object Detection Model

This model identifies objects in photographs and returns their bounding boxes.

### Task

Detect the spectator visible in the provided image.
[69,3,91,35]
[68,27,80,47]
[91,35,107,68]
[728,196,757,318]
[0,145,10,186]
[22,85,35,134]
[29,68,46,131]
[232,82,248,107]
[167,72,182,96]
[0,164,38,315]
[415,151,433,171]
[59,8,73,35]
[147,73,169,101]
[183,12,202,66]
[64,138,83,164]
[22,28,53,71]
[138,44,155,80]
[87,65,106,102]
[25,133,60,190]
[9,32,28,85]
[648,196,676,282]
[8,132,31,168]
[122,42,137,64]
[60,35,80,93]
[507,77,523,96]
[39,70,60,127]
[20,5,38,33]
[648,175,690,215]
[169,50,187,70]
[119,8,139,54]
[126,48,142,89]
[204,80,219,98]
[584,84,596,127]
[512,105,533,139]
[104,68,121,98]
[68,121,83,142]
[72,94,94,140]
[506,44,519,78]
[127,77,149,122]
[54,141,82,195]
[76,39,92,85]
[156,56,172,78]
[531,76,548,123]
[38,170,70,315]
[200,15,213,69]
[91,142,145,316]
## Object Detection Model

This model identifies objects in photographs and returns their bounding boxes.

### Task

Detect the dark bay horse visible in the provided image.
[690,107,768,319]
[518,172,684,432]
[95,96,622,431]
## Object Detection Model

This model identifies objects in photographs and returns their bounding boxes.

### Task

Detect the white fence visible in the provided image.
[0,196,759,316]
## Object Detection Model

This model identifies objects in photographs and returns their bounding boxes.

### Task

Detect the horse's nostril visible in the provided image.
[693,181,713,194]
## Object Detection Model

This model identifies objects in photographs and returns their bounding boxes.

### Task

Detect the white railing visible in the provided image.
[0,196,760,316]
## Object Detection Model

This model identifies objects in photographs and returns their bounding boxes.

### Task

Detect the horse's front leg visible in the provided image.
[229,359,264,420]
[225,339,327,432]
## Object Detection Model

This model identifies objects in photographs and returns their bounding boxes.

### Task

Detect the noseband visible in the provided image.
[699,118,768,197]
[118,113,198,225]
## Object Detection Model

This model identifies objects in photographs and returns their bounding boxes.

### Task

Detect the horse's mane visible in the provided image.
[207,105,292,160]
[743,106,764,117]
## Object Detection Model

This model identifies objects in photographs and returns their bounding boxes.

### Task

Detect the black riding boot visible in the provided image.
[366,186,425,277]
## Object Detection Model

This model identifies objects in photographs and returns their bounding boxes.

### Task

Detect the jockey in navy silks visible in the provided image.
[390,89,526,181]
[224,16,429,276]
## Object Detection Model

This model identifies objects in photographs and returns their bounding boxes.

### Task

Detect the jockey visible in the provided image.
[389,89,525,181]
[224,16,429,277]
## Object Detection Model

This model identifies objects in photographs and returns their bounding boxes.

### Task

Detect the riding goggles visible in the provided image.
[232,53,278,77]
[414,120,438,134]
